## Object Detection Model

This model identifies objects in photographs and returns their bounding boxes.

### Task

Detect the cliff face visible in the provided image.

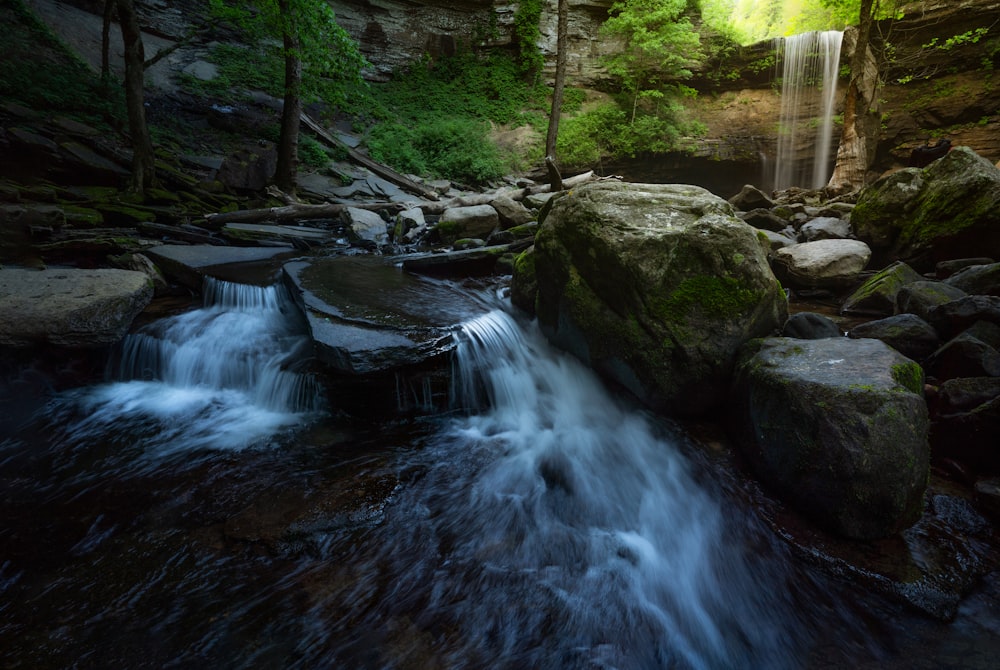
[331,0,618,85]
[336,0,1000,190]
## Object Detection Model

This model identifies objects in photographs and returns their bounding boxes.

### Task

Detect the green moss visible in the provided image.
[654,275,762,323]
[891,362,924,395]
[61,205,103,227]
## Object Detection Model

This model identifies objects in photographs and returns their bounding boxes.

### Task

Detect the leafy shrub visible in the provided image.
[298,135,330,168]
[368,118,505,184]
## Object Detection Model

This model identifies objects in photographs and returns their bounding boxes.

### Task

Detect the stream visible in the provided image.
[1,278,998,668]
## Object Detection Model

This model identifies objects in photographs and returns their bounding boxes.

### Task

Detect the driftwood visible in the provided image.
[204,201,398,226]
[299,113,441,201]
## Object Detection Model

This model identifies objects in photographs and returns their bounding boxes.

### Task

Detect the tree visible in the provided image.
[116,0,156,193]
[600,0,700,123]
[826,0,899,194]
[210,0,367,195]
[545,0,569,190]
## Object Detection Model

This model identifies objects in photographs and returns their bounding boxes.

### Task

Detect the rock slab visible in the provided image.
[0,268,152,347]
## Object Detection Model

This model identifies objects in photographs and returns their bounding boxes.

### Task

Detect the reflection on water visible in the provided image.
[0,281,995,668]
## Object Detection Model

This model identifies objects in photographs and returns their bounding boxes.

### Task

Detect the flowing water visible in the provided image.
[773,31,844,190]
[2,278,995,668]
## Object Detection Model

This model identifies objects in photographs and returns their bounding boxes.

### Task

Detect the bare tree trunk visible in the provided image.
[274,0,302,195]
[116,0,156,193]
[827,0,882,195]
[544,0,568,191]
[101,0,114,83]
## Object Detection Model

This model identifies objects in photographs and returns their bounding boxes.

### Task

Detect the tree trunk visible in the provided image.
[544,0,569,191]
[827,0,882,195]
[274,1,302,195]
[116,0,156,193]
[101,0,114,83]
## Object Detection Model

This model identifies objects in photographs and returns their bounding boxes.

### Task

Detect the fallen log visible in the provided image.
[299,113,441,201]
[204,201,400,227]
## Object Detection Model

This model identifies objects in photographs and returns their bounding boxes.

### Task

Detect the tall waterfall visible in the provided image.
[773,30,844,190]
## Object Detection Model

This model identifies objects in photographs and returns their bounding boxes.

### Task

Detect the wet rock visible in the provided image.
[728,184,774,211]
[282,256,487,375]
[435,204,499,244]
[974,478,1000,519]
[841,261,926,316]
[782,311,841,339]
[393,207,425,241]
[924,322,1000,381]
[145,244,298,290]
[343,207,389,246]
[401,244,513,277]
[945,261,1000,296]
[927,295,1000,340]
[731,337,929,540]
[852,147,1000,267]
[937,257,995,279]
[931,378,1000,475]
[848,313,941,362]
[740,208,788,232]
[772,239,871,290]
[0,267,153,347]
[896,280,968,321]
[521,181,786,416]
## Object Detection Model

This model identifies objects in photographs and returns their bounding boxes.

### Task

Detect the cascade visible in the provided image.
[773,30,844,190]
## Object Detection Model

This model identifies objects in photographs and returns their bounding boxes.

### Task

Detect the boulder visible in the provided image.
[0,268,153,347]
[936,257,994,279]
[924,321,1000,382]
[895,280,968,321]
[217,145,278,192]
[772,239,872,290]
[926,295,1000,340]
[800,216,852,242]
[851,147,1000,267]
[740,208,788,232]
[931,378,1000,475]
[343,207,389,246]
[490,195,534,229]
[841,260,923,315]
[782,312,842,339]
[728,184,774,211]
[518,181,787,415]
[848,313,941,362]
[436,204,499,244]
[757,229,796,251]
[731,337,930,540]
[944,261,1000,296]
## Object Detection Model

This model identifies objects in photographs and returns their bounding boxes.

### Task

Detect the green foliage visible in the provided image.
[363,50,550,184]
[207,0,369,112]
[512,0,544,76]
[298,135,330,168]
[0,0,122,127]
[562,87,587,114]
[922,28,990,51]
[367,118,505,183]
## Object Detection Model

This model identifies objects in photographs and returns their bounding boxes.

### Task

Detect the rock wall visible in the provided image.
[331,0,619,85]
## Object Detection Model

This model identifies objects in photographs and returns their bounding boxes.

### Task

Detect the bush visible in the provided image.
[368,118,505,184]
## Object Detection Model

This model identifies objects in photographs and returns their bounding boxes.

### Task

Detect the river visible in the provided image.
[1,278,997,668]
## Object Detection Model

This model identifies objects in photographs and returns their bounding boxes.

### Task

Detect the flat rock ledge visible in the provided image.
[0,268,152,347]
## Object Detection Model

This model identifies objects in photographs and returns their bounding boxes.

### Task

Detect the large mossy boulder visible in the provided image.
[516,181,787,415]
[852,147,1000,267]
[731,337,930,540]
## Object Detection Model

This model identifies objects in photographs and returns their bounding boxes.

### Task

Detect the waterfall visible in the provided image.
[48,278,323,464]
[404,309,811,668]
[773,30,844,190]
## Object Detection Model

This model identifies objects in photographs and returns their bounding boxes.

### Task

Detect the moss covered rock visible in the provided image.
[731,337,930,540]
[523,181,787,415]
[852,147,1000,268]
[841,260,923,316]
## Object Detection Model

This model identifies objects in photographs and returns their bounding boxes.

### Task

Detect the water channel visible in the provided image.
[1,277,998,668]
